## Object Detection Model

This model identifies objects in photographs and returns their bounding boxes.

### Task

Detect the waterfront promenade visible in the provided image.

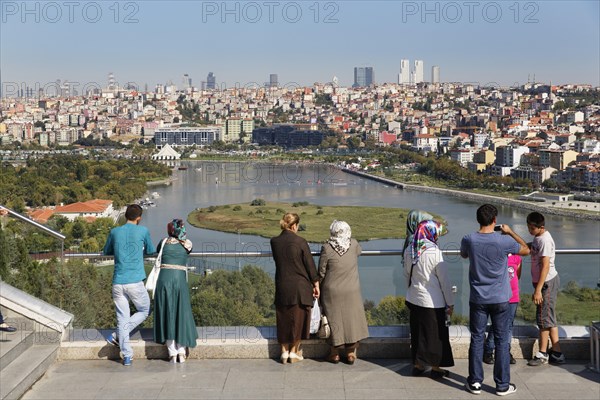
[22,358,599,399]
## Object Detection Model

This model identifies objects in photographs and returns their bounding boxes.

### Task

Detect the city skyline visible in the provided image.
[1,1,599,89]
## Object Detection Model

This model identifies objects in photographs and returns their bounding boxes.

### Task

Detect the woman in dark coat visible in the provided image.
[270,213,320,363]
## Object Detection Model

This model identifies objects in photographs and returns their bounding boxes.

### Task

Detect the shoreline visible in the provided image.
[173,159,599,221]
[341,168,600,221]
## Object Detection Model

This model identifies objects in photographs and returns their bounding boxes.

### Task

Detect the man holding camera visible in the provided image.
[461,204,529,396]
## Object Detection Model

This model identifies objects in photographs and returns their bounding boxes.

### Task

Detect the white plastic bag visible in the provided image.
[310,298,321,334]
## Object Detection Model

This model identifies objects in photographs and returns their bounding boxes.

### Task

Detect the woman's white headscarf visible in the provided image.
[327,220,352,256]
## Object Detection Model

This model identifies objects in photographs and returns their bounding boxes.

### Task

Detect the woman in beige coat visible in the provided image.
[318,220,369,364]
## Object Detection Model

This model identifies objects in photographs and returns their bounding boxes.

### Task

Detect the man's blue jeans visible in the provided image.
[468,301,511,391]
[485,302,518,355]
[112,282,150,359]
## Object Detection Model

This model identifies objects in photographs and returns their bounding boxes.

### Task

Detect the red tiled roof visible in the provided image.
[56,199,112,213]
[29,200,112,223]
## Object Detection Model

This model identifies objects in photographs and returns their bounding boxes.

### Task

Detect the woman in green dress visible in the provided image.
[153,219,198,363]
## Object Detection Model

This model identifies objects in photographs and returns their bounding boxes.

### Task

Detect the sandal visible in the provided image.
[347,353,356,365]
[288,352,304,363]
[326,353,340,364]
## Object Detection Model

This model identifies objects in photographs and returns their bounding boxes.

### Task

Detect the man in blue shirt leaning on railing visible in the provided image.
[103,204,156,366]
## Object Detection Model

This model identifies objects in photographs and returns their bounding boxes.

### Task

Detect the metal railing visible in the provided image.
[65,248,600,259]
[1,206,66,262]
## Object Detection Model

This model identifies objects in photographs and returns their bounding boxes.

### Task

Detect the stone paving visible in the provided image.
[22,358,599,400]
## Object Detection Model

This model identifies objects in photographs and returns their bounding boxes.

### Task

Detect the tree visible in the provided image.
[190,266,275,326]
[366,295,409,325]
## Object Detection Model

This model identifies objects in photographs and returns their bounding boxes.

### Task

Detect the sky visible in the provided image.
[1,0,599,93]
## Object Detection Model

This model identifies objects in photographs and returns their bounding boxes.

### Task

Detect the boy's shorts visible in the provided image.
[534,275,560,329]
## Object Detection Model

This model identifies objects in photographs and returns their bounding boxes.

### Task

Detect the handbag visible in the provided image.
[310,298,321,334]
[145,238,167,298]
[318,314,331,339]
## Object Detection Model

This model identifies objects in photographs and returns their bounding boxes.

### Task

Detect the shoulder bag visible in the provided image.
[145,238,167,298]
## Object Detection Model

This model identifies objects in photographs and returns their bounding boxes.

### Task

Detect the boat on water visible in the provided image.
[139,199,156,208]
[195,167,202,171]
[178,166,188,170]
[151,192,160,199]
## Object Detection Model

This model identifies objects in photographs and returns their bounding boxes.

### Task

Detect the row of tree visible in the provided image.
[0,155,172,211]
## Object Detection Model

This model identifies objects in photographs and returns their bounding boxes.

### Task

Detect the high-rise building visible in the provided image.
[353,67,374,87]
[413,60,424,84]
[206,72,216,90]
[182,74,192,89]
[432,66,440,83]
[399,59,410,84]
[269,74,278,88]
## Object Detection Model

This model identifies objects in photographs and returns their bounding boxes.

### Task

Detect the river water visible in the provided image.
[140,161,600,315]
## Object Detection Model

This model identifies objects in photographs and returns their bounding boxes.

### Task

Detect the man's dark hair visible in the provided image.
[526,211,545,228]
[476,204,497,226]
[125,204,143,221]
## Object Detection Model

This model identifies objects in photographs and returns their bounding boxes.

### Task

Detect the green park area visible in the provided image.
[187,200,445,243]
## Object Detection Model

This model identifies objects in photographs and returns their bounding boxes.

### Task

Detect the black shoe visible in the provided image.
[430,369,449,379]
[465,381,482,395]
[483,353,494,365]
[510,354,516,364]
[411,366,426,376]
[548,350,566,364]
[0,324,17,333]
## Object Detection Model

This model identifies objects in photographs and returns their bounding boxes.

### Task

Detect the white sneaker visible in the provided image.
[288,352,304,363]
[496,383,517,396]
[528,351,549,366]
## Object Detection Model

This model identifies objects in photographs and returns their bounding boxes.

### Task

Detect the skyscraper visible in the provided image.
[182,74,192,89]
[413,60,424,84]
[399,59,410,84]
[353,67,374,87]
[206,72,216,90]
[431,66,440,83]
[269,74,278,88]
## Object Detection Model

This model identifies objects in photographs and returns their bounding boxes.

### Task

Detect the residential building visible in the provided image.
[412,134,438,154]
[450,148,474,166]
[511,166,557,185]
[378,131,397,146]
[225,118,242,142]
[538,149,578,170]
[495,145,529,167]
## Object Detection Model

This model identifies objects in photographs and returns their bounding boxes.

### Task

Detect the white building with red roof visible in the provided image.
[29,200,114,224]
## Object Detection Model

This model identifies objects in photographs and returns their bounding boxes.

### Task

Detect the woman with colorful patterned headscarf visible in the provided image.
[318,220,369,365]
[403,220,455,379]
[153,219,197,363]
[395,210,434,297]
